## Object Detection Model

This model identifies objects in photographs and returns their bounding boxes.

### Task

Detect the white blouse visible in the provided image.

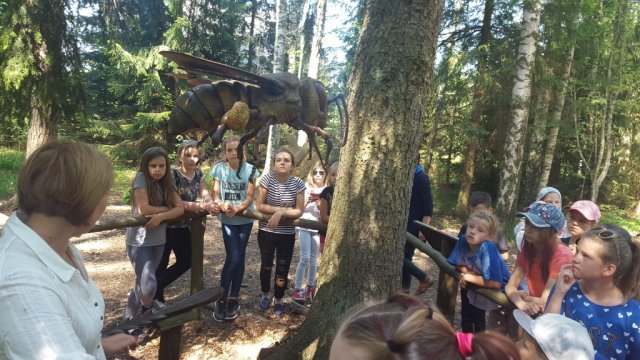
[0,213,106,359]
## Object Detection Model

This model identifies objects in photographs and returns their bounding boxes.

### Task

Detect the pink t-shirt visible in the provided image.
[516,244,572,297]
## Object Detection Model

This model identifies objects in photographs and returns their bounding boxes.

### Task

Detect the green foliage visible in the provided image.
[599,204,640,235]
[0,148,23,199]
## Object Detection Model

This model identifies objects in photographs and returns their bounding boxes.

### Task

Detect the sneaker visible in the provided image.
[304,286,316,302]
[225,299,241,320]
[152,299,167,312]
[259,295,271,311]
[415,277,435,295]
[273,303,285,317]
[213,300,226,322]
[293,289,306,302]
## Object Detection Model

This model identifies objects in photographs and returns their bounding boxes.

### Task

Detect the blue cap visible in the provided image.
[516,203,565,232]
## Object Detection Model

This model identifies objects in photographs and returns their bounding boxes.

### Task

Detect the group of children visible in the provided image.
[124,138,340,322]
[443,189,640,359]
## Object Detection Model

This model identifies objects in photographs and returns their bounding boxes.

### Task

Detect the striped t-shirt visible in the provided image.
[259,172,306,234]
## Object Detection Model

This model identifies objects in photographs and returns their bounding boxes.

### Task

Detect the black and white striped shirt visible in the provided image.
[259,173,306,234]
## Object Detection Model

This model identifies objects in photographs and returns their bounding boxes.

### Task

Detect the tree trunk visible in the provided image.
[537,43,575,189]
[519,63,551,208]
[26,96,58,157]
[495,0,542,219]
[455,0,493,212]
[296,0,312,147]
[264,0,288,173]
[261,0,444,358]
[247,0,258,71]
[307,0,326,79]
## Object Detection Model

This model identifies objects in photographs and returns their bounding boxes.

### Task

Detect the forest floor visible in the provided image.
[79,202,458,360]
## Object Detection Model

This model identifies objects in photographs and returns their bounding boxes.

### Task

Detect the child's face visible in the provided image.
[274,152,293,174]
[568,210,595,238]
[471,203,492,214]
[312,167,326,185]
[517,332,548,360]
[329,168,338,185]
[542,193,561,209]
[148,156,167,181]
[466,217,492,246]
[180,146,199,169]
[523,220,546,244]
[572,236,611,280]
[225,140,239,162]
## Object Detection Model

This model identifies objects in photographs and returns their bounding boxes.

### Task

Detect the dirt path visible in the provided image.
[0,203,443,360]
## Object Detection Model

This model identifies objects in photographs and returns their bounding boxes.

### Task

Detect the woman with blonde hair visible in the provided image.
[0,140,138,358]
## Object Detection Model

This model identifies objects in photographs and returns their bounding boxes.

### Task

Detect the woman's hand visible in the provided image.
[267,209,284,229]
[101,333,139,355]
[459,274,469,289]
[204,201,220,215]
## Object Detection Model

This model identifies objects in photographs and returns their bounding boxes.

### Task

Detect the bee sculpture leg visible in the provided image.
[234,117,277,177]
[290,119,332,168]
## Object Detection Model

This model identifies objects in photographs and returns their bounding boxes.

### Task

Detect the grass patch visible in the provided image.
[599,204,640,235]
[0,148,24,200]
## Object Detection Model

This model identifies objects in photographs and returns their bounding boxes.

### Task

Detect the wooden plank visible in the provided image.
[404,233,515,311]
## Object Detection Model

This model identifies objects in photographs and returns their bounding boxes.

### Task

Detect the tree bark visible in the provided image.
[307,0,326,79]
[261,0,444,358]
[264,0,289,173]
[455,0,493,212]
[495,0,542,219]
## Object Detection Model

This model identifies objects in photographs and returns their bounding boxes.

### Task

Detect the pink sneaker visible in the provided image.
[293,289,306,302]
[304,286,317,302]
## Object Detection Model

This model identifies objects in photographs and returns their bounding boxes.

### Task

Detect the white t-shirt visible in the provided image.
[0,212,106,359]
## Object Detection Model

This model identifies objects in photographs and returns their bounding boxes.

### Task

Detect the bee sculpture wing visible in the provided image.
[160,50,285,94]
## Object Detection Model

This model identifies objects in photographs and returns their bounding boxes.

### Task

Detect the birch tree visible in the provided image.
[495,0,542,218]
[264,0,288,173]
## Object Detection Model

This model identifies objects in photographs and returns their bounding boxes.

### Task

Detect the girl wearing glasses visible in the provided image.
[546,224,640,360]
[256,149,305,317]
[293,161,326,303]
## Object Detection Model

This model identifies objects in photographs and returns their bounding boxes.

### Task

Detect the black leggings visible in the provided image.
[155,227,192,301]
[258,230,295,299]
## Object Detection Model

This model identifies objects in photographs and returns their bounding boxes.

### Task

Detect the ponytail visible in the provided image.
[334,293,519,360]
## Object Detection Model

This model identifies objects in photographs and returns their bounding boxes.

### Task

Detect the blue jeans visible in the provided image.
[126,244,164,319]
[294,229,320,289]
[220,222,253,298]
[402,238,428,290]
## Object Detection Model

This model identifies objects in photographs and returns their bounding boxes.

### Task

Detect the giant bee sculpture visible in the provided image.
[160,51,347,168]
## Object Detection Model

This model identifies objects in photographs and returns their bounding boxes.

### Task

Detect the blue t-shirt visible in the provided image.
[211,161,259,225]
[550,283,640,360]
[447,235,511,290]
[447,236,511,310]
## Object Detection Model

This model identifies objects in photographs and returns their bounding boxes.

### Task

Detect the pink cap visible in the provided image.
[569,200,601,222]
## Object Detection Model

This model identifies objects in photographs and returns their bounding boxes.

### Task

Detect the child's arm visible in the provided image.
[224,181,256,217]
[144,190,184,229]
[460,273,501,289]
[183,177,218,213]
[506,266,542,315]
[319,198,329,223]
[544,264,576,313]
[256,186,304,218]
[133,188,169,215]
[500,251,509,262]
